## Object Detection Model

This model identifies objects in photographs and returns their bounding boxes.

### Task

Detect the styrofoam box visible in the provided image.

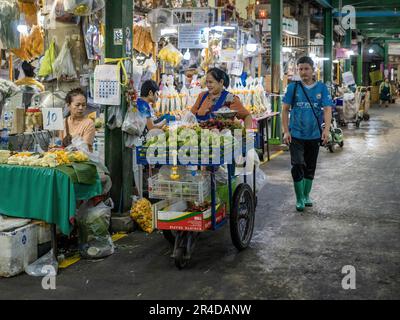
[32,221,52,245]
[0,223,38,278]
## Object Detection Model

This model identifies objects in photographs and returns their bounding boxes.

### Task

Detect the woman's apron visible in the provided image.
[380,85,390,101]
[196,90,229,122]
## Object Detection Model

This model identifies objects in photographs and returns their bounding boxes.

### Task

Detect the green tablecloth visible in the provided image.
[0,164,102,235]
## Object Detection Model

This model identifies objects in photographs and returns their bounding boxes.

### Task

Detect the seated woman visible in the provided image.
[61,88,96,152]
[191,68,253,129]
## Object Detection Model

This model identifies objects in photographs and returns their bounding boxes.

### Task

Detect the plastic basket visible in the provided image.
[148,173,211,202]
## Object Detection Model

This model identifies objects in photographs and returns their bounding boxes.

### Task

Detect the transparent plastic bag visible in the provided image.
[25,250,58,277]
[181,110,198,125]
[107,106,123,130]
[236,148,267,192]
[0,0,20,49]
[53,40,77,80]
[63,0,93,16]
[122,108,147,137]
[76,199,115,259]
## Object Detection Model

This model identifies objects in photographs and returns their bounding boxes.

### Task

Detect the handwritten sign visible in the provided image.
[42,108,64,131]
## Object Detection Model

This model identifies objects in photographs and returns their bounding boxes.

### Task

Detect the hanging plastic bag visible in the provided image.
[122,107,147,137]
[0,0,20,49]
[25,250,58,277]
[107,106,123,130]
[52,39,77,80]
[76,198,115,259]
[38,40,57,78]
[236,148,268,193]
[64,0,93,16]
[92,0,105,13]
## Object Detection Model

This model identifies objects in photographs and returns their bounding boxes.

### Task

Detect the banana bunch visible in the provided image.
[130,198,154,234]
[0,150,11,164]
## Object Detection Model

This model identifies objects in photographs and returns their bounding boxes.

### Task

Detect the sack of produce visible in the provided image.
[130,198,154,234]
[76,199,115,259]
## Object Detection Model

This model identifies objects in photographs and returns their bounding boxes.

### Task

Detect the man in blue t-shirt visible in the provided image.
[282,56,333,212]
[137,80,167,132]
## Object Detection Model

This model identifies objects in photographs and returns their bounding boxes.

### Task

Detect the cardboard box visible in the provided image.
[9,108,25,135]
[156,201,226,232]
[0,223,38,277]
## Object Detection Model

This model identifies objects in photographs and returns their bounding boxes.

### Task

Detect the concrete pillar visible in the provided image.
[344,30,352,72]
[357,41,363,85]
[105,0,133,213]
[298,2,310,50]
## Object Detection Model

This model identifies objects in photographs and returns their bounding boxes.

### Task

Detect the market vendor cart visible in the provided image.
[136,141,257,269]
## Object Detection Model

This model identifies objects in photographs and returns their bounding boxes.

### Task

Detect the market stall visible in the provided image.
[0,0,111,277]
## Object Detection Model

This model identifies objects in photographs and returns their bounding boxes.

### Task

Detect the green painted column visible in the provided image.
[357,42,363,85]
[323,7,333,83]
[105,0,133,213]
[384,42,389,70]
[270,0,283,145]
[344,30,352,72]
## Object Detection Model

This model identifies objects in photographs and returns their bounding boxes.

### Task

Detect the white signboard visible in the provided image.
[42,108,64,131]
[259,18,298,35]
[342,71,355,86]
[388,43,400,56]
[178,26,208,49]
[94,65,121,106]
[172,8,215,26]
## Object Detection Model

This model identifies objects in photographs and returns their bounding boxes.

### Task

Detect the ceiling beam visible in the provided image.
[315,0,333,9]
[338,0,400,7]
[333,11,400,18]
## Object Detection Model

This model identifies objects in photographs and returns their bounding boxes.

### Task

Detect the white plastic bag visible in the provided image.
[52,40,77,80]
[122,108,147,137]
[76,199,115,259]
[236,148,267,192]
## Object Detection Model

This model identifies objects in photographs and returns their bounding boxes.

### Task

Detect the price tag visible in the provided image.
[42,108,64,131]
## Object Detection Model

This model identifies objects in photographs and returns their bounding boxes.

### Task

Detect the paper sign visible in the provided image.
[94,65,121,106]
[178,26,208,49]
[42,108,64,131]
[342,71,355,86]
[228,61,243,76]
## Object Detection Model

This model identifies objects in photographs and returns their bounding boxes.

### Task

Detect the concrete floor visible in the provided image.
[0,103,399,300]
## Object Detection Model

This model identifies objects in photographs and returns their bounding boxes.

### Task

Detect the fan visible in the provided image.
[147,8,174,43]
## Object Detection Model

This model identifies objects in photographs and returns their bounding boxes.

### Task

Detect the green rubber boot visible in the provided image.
[304,179,313,207]
[294,180,305,212]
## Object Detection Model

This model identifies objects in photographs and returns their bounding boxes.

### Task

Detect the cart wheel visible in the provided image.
[356,120,361,128]
[174,247,188,270]
[230,184,255,251]
[163,230,176,245]
[328,144,334,153]
[339,141,344,148]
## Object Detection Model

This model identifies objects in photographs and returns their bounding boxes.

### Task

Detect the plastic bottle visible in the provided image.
[0,128,9,150]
